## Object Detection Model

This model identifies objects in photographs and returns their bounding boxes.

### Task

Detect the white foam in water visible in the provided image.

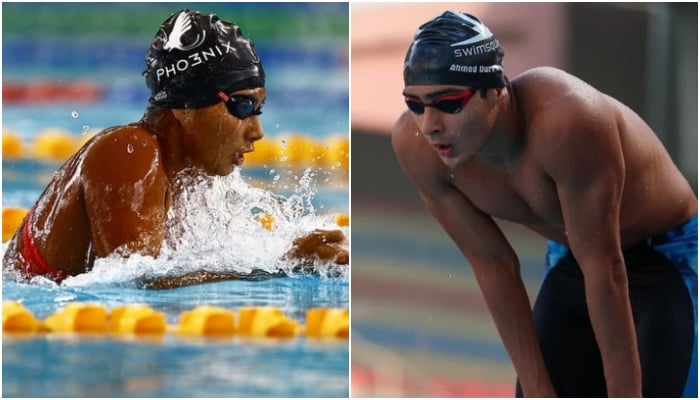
[4,168,348,287]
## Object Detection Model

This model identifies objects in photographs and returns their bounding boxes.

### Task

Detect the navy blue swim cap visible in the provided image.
[404,11,505,89]
[144,9,265,109]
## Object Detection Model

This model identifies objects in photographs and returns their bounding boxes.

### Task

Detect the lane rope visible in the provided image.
[3,128,349,170]
[3,301,348,339]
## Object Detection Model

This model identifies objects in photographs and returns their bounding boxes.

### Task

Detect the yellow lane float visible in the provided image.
[33,129,77,162]
[177,305,236,336]
[3,207,29,242]
[110,304,167,335]
[3,130,23,158]
[305,308,349,339]
[320,135,349,170]
[3,301,43,333]
[238,306,299,338]
[44,302,109,333]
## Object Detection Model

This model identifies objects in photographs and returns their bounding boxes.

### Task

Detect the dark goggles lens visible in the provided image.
[405,89,474,115]
[218,92,263,119]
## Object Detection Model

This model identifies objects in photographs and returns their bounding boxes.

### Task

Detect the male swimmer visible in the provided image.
[3,9,348,288]
[392,11,697,397]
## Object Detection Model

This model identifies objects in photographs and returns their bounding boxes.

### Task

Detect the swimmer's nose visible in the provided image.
[247,117,264,142]
[419,107,443,138]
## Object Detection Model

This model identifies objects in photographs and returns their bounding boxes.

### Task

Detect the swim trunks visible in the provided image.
[19,208,68,283]
[516,215,698,397]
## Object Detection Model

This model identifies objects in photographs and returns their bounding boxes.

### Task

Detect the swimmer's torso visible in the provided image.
[397,67,697,249]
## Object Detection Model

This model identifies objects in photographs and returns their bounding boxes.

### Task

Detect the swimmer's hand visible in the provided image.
[288,229,349,265]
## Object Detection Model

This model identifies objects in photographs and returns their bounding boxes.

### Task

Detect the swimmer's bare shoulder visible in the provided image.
[81,124,169,258]
[82,124,164,183]
[512,66,619,164]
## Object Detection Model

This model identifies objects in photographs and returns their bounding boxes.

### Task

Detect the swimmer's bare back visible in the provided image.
[3,124,168,278]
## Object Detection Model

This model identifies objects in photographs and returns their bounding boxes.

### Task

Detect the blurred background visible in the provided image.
[351,2,697,397]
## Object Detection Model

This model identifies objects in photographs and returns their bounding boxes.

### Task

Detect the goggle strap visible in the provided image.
[217,92,230,102]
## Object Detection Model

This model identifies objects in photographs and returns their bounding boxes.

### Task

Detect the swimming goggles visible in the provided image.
[404,89,474,115]
[217,92,264,119]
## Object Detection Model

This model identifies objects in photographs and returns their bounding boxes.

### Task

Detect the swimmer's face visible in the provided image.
[403,84,497,168]
[173,87,266,176]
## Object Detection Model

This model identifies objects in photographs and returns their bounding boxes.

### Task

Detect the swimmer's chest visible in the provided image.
[452,158,563,227]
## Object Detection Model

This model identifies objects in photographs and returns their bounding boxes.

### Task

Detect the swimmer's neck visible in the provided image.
[138,106,190,178]
[475,89,524,168]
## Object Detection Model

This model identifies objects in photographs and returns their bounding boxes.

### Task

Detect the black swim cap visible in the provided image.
[144,9,265,109]
[404,11,505,89]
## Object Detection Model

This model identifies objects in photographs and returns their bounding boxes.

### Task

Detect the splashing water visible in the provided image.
[6,168,346,287]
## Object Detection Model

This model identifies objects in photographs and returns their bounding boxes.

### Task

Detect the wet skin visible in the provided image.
[3,88,348,285]
[392,67,697,397]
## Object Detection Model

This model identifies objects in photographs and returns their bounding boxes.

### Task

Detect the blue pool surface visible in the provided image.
[2,3,349,397]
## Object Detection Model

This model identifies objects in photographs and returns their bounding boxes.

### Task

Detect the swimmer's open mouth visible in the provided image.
[234,144,255,165]
[234,152,245,165]
[434,144,453,157]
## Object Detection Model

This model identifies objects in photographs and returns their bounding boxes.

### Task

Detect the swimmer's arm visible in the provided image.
[81,128,169,259]
[391,117,556,397]
[420,188,556,397]
[139,269,286,289]
[541,104,642,396]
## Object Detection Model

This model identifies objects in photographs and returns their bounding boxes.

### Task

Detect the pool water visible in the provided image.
[2,3,349,397]
[3,277,349,397]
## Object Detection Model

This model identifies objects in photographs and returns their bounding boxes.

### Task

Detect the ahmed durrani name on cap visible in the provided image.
[156,41,236,82]
[449,64,502,73]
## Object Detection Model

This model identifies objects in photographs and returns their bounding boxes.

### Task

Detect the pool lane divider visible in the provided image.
[2,301,349,339]
[2,128,349,170]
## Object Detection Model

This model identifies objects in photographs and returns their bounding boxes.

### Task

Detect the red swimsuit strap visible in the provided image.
[21,208,68,283]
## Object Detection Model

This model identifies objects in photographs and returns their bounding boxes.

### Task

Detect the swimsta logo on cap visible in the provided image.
[404,11,505,89]
[144,9,265,109]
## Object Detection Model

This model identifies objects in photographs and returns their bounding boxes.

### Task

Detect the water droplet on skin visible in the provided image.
[71,110,79,118]
[126,144,134,154]
[415,131,420,136]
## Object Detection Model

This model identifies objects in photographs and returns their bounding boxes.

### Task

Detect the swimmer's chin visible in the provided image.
[439,152,470,169]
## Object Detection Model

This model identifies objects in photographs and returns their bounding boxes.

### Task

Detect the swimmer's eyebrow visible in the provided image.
[230,88,266,101]
[402,88,466,100]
